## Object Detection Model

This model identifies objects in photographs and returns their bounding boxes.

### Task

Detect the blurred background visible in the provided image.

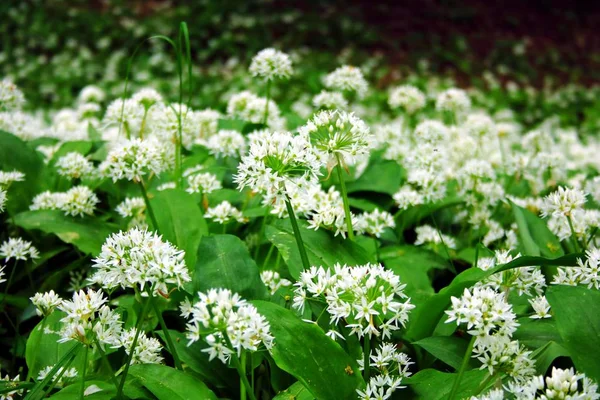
[1,0,599,128]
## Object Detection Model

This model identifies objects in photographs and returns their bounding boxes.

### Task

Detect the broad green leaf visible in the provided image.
[49,140,93,164]
[530,341,570,375]
[405,368,488,400]
[13,210,116,255]
[193,234,267,299]
[513,318,562,349]
[396,196,463,231]
[511,202,564,258]
[0,130,48,213]
[150,188,208,269]
[253,301,364,400]
[266,219,373,279]
[414,336,475,370]
[406,254,581,342]
[128,364,217,400]
[49,381,114,399]
[546,285,600,382]
[346,159,405,195]
[273,381,315,400]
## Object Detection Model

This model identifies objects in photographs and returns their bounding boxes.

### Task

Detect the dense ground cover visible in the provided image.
[1,6,600,400]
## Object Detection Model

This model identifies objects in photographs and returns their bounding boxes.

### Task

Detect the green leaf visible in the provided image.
[546,285,600,382]
[414,336,474,370]
[0,130,48,213]
[150,188,208,269]
[49,140,93,164]
[511,202,564,257]
[193,234,267,299]
[346,159,404,195]
[48,381,114,400]
[273,381,315,400]
[266,219,373,279]
[13,210,116,255]
[128,364,218,400]
[396,196,463,231]
[405,368,488,400]
[253,301,364,400]
[530,341,570,375]
[513,318,562,349]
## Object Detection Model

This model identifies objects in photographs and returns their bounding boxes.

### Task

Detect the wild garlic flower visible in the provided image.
[120,328,164,365]
[529,295,551,319]
[61,186,99,217]
[90,228,189,297]
[78,85,105,104]
[260,270,292,295]
[552,247,600,289]
[227,91,285,129]
[57,288,123,347]
[30,290,62,317]
[205,130,246,158]
[186,172,222,194]
[37,365,78,383]
[0,188,6,212]
[234,130,320,204]
[305,185,356,237]
[249,48,293,81]
[0,170,25,189]
[357,342,413,400]
[131,88,163,109]
[414,225,457,249]
[540,186,586,218]
[473,335,535,382]
[0,373,23,400]
[192,109,221,144]
[30,191,65,211]
[293,263,415,339]
[0,237,39,262]
[476,250,546,297]
[413,120,449,144]
[323,65,368,98]
[147,103,199,150]
[355,209,395,238]
[55,152,96,179]
[298,110,372,168]
[446,287,518,343]
[100,138,172,182]
[463,114,497,139]
[313,90,348,110]
[503,367,600,399]
[393,186,425,210]
[546,209,599,242]
[469,389,504,400]
[0,78,25,110]
[388,85,426,114]
[181,288,274,364]
[205,201,247,224]
[116,197,147,229]
[103,98,145,132]
[435,88,471,115]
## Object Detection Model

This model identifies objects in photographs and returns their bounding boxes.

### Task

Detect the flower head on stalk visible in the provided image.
[249,48,293,81]
[324,65,369,98]
[388,85,426,114]
[30,290,62,317]
[181,288,273,364]
[0,237,39,263]
[357,342,413,400]
[90,228,189,298]
[99,137,172,182]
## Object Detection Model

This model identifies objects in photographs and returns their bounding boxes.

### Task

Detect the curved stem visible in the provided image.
[79,345,89,400]
[151,298,183,371]
[116,295,152,399]
[284,195,310,271]
[363,334,371,381]
[335,154,355,241]
[449,335,476,400]
[138,179,159,232]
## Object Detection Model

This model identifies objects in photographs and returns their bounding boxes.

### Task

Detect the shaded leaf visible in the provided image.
[128,364,217,400]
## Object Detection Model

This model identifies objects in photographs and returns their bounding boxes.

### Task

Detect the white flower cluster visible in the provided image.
[1,373,23,399]
[355,209,396,238]
[249,48,293,81]
[37,365,78,384]
[0,169,25,213]
[357,342,413,400]
[299,110,372,168]
[323,65,368,98]
[541,186,586,218]
[227,91,285,129]
[293,263,415,339]
[99,138,172,182]
[90,228,189,297]
[30,186,99,217]
[0,188,6,213]
[446,287,535,381]
[0,237,39,262]
[313,90,348,110]
[205,130,246,158]
[55,152,96,179]
[552,247,600,289]
[115,197,147,229]
[30,290,62,316]
[186,171,222,194]
[0,78,25,110]
[181,288,274,364]
[205,201,247,224]
[78,85,105,105]
[120,328,164,365]
[388,85,426,114]
[435,88,471,115]
[476,250,546,297]
[260,270,292,295]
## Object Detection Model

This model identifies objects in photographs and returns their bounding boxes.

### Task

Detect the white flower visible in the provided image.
[192,109,221,144]
[541,186,586,218]
[435,88,471,114]
[55,152,95,179]
[61,186,99,217]
[414,225,457,249]
[90,228,189,297]
[0,78,25,110]
[552,247,600,289]
[131,88,163,109]
[78,85,105,104]
[476,250,546,297]
[120,328,164,365]
[0,188,6,213]
[186,172,222,194]
[205,130,246,158]
[0,170,25,189]
[313,90,348,110]
[355,209,395,238]
[30,290,62,317]
[388,85,426,113]
[1,373,23,399]
[116,197,146,218]
[103,98,145,133]
[37,365,78,383]
[529,295,551,319]
[227,91,285,129]
[30,191,65,211]
[249,48,293,81]
[205,201,247,224]
[324,65,368,98]
[260,270,292,295]
[506,367,600,399]
[100,138,172,182]
[182,288,274,364]
[0,237,39,262]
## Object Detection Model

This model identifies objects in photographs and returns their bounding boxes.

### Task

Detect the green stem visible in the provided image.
[253,207,270,261]
[96,341,119,390]
[431,214,456,273]
[27,343,80,399]
[363,335,371,381]
[151,298,183,371]
[335,154,355,241]
[138,179,159,232]
[284,195,310,271]
[449,335,476,400]
[263,243,275,269]
[139,108,149,139]
[116,295,152,399]
[240,351,247,400]
[79,345,89,400]
[262,80,271,125]
[175,109,183,189]
[566,215,581,252]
